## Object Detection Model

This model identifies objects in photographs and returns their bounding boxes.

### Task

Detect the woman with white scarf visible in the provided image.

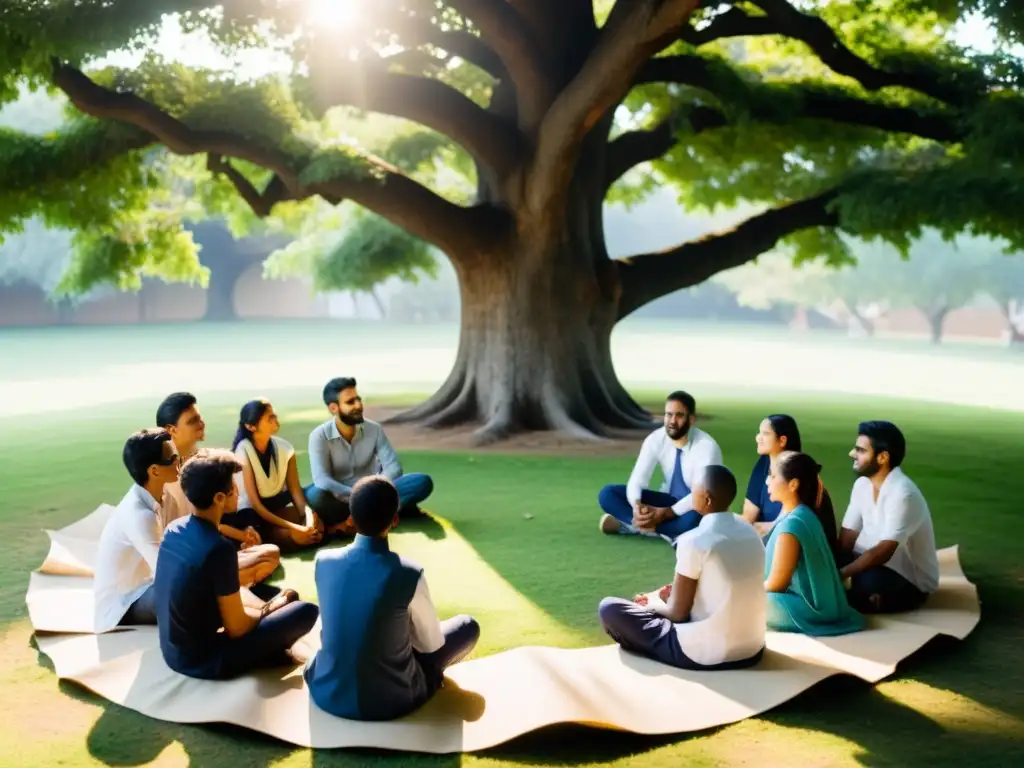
[227,399,324,550]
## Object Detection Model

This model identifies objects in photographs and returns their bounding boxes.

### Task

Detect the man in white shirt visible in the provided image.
[839,421,939,613]
[598,465,766,670]
[156,391,281,588]
[93,428,181,633]
[598,391,724,544]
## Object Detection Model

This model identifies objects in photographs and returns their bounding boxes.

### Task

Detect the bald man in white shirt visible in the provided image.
[598,391,724,545]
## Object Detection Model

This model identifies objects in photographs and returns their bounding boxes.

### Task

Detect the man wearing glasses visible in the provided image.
[92,428,181,633]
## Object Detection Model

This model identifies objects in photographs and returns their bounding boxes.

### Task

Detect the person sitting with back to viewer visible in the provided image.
[305,475,480,721]
[597,465,766,671]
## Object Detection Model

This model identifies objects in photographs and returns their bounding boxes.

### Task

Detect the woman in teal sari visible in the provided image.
[763,451,865,636]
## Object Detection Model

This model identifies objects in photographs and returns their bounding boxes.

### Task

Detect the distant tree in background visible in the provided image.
[721,230,1013,344]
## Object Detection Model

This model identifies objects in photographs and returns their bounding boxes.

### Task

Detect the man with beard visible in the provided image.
[156,392,282,588]
[838,421,939,613]
[305,376,434,536]
[598,391,723,544]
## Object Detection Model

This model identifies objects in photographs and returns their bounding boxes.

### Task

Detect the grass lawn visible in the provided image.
[1,385,1022,767]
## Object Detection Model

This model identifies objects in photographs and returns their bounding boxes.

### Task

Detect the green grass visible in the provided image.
[1,388,1022,767]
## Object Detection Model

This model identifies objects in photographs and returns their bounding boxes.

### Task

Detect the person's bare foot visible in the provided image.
[263,589,299,615]
[327,519,357,536]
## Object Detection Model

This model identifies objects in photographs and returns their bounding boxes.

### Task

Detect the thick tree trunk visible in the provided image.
[389,136,658,444]
[203,258,247,322]
[369,288,386,319]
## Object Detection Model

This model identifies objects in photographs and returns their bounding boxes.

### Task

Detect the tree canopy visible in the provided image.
[2,0,1022,438]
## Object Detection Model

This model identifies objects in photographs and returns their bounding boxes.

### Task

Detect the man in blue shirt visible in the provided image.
[155,449,319,680]
[304,377,434,535]
[305,475,480,721]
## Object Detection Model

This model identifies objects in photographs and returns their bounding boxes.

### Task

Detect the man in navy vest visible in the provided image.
[305,475,480,721]
[597,391,724,545]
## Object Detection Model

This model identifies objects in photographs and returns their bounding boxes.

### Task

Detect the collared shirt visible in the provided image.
[307,418,402,499]
[92,484,162,633]
[673,512,766,666]
[842,467,939,592]
[626,426,724,516]
[305,534,445,721]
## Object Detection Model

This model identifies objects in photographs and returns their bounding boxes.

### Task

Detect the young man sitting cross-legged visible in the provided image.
[598,390,723,545]
[156,391,281,588]
[598,465,766,671]
[838,421,939,613]
[92,428,181,633]
[154,449,320,680]
[305,475,480,721]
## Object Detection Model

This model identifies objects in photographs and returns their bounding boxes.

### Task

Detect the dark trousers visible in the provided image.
[120,584,158,626]
[416,615,481,692]
[839,552,927,613]
[304,473,434,526]
[598,597,764,671]
[598,484,702,540]
[215,601,320,679]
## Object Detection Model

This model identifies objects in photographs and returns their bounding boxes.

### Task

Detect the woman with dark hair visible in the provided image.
[763,451,864,636]
[225,399,324,551]
[743,415,802,536]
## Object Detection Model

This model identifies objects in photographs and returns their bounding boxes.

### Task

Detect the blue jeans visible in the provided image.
[598,597,764,671]
[304,473,434,526]
[839,552,928,614]
[215,601,320,679]
[598,484,701,541]
[416,615,481,692]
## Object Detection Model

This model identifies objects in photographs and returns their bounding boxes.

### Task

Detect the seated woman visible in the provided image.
[743,414,802,538]
[225,399,324,551]
[763,451,865,636]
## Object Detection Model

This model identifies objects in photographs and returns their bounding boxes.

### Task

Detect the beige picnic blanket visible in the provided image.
[28,506,980,753]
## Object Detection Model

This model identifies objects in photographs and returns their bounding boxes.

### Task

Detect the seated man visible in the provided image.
[154,449,320,680]
[305,377,434,535]
[839,421,939,613]
[598,465,766,670]
[157,391,281,587]
[305,475,480,721]
[92,429,180,633]
[598,390,723,543]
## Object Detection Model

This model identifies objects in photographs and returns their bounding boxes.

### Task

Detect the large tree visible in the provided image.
[2,1,1023,442]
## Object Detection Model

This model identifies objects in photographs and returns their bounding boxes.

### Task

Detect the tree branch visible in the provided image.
[745,0,971,104]
[635,55,962,143]
[308,64,523,177]
[51,60,501,254]
[379,9,507,79]
[617,189,840,319]
[531,0,701,212]
[206,157,291,218]
[679,6,777,45]
[605,111,680,189]
[444,0,555,120]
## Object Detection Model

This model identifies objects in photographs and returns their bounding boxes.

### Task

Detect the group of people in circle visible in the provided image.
[595,391,938,671]
[90,380,937,721]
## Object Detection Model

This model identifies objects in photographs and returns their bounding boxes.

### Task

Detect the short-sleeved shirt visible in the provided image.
[842,468,939,592]
[305,535,445,721]
[92,484,163,632]
[745,455,783,523]
[672,512,766,666]
[154,515,240,678]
